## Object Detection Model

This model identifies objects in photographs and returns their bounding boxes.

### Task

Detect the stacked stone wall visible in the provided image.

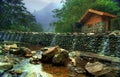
[0,31,119,57]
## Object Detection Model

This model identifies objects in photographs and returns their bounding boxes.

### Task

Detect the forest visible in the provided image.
[0,0,43,32]
[53,0,120,33]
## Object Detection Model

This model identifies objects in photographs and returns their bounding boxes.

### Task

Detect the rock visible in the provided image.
[31,51,36,55]
[0,46,2,50]
[1,73,13,77]
[69,51,80,58]
[0,46,3,54]
[30,55,41,64]
[69,57,76,66]
[52,49,68,66]
[85,62,114,77]
[40,47,49,51]
[85,62,104,73]
[37,55,42,59]
[32,55,38,59]
[3,44,18,52]
[3,47,10,52]
[9,48,20,55]
[2,56,9,62]
[0,62,13,73]
[43,46,59,55]
[109,32,117,36]
[41,46,69,66]
[69,51,80,66]
[34,51,43,59]
[41,46,59,63]
[8,44,18,49]
[9,70,15,75]
[25,54,32,58]
[29,51,43,64]
[9,69,22,75]
[10,47,32,57]
[0,50,2,54]
[19,72,28,77]
[109,30,120,36]
[25,72,37,77]
[16,69,22,75]
[74,67,86,74]
[20,47,31,55]
[87,33,95,36]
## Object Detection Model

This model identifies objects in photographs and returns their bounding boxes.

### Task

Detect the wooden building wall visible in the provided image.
[81,15,109,33]
[86,14,103,26]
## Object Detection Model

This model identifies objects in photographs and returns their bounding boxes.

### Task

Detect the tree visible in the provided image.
[91,0,120,15]
[53,0,95,33]
[0,0,43,32]
[53,0,120,33]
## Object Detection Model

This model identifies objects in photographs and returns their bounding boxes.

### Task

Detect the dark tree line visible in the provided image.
[0,0,43,32]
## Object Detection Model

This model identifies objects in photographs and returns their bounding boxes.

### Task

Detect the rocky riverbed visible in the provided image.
[0,43,120,77]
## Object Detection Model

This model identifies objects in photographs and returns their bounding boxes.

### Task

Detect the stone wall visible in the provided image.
[81,22,105,33]
[0,31,120,57]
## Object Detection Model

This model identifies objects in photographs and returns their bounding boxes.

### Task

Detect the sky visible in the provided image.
[23,0,62,12]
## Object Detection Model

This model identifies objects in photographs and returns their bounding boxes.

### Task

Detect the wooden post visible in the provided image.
[105,21,109,31]
[104,17,109,32]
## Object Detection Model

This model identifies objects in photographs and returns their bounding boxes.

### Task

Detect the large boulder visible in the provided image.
[41,46,69,66]
[42,46,59,55]
[85,62,114,77]
[52,49,69,66]
[85,62,104,73]
[41,46,59,63]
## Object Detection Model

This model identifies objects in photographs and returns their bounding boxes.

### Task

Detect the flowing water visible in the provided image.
[98,37,109,55]
[72,37,77,50]
[0,32,23,42]
[17,34,23,42]
[1,59,53,77]
[6,33,10,41]
[2,33,7,41]
[50,35,57,46]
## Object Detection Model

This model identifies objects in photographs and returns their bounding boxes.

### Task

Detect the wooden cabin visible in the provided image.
[78,9,117,33]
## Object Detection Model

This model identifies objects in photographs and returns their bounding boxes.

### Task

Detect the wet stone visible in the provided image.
[85,62,118,77]
[52,49,68,66]
[24,72,37,77]
[0,62,13,73]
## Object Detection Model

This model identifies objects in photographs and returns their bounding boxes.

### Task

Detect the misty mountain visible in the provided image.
[32,3,59,32]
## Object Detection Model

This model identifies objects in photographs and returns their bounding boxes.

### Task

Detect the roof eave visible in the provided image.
[78,9,117,23]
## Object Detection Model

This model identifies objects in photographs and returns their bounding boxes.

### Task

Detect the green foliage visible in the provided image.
[29,23,43,32]
[0,0,43,32]
[92,0,120,15]
[53,0,95,33]
[53,0,120,33]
